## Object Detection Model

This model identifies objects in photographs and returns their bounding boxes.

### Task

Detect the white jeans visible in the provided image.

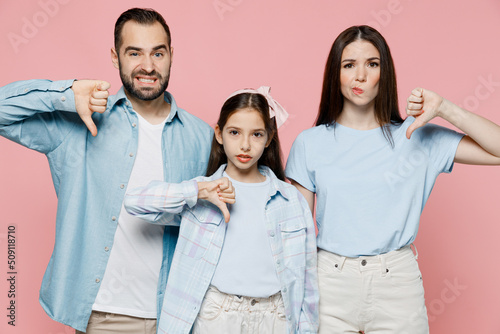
[193,286,287,334]
[318,245,429,334]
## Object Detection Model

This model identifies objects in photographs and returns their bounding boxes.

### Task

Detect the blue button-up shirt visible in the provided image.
[124,165,319,333]
[0,79,213,331]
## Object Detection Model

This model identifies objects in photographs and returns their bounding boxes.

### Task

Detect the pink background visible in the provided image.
[1,0,499,333]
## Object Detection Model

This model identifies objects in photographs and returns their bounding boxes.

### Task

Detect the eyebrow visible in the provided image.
[342,57,380,63]
[123,44,168,53]
[226,126,266,132]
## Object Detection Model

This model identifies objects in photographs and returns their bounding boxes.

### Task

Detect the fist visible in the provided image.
[72,80,111,136]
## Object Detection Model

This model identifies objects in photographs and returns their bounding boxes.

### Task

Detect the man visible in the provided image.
[0,8,212,333]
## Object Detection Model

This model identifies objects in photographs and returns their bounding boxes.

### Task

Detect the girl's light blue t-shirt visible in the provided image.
[285,117,464,257]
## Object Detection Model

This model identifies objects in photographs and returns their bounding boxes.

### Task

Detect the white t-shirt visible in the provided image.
[92,113,166,318]
[211,174,281,297]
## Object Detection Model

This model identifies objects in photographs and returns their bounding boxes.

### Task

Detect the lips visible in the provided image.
[352,87,364,95]
[135,77,157,85]
[237,155,252,163]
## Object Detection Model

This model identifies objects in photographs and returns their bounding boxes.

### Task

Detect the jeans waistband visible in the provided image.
[318,244,418,276]
[206,286,283,312]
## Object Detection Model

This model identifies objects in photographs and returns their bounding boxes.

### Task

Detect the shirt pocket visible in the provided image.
[178,203,223,260]
[280,219,307,269]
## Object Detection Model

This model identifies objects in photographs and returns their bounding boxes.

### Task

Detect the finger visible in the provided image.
[407,94,423,103]
[220,197,236,205]
[411,87,423,97]
[90,96,107,106]
[218,203,230,223]
[92,90,109,99]
[406,117,426,139]
[89,105,107,113]
[96,81,111,91]
[218,192,235,200]
[80,114,97,136]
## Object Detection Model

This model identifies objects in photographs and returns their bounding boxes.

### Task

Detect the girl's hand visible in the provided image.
[406,88,445,139]
[197,178,235,223]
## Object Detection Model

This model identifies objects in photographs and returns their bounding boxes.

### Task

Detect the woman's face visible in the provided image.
[340,40,381,111]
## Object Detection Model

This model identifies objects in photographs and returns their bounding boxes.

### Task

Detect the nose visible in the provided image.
[140,56,154,74]
[355,66,367,82]
[240,136,250,152]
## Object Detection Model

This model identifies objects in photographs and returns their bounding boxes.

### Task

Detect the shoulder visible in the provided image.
[295,124,330,141]
[177,108,213,132]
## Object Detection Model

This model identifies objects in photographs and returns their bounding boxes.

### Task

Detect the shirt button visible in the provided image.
[270,232,275,237]
[61,96,66,102]
[282,287,287,293]
[250,299,257,306]
[104,247,109,252]
[276,260,281,265]
[24,88,29,92]
[120,184,125,189]
[132,123,137,127]
[95,278,100,283]
[129,153,134,157]
[361,259,367,266]
[287,315,291,320]
[125,101,130,106]
[112,216,116,221]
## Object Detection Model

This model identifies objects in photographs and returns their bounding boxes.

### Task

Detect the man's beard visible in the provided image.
[120,67,170,101]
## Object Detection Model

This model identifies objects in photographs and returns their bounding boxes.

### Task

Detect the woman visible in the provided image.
[285,25,500,333]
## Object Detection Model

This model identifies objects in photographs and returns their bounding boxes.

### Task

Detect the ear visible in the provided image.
[111,47,119,69]
[170,46,174,63]
[215,125,223,145]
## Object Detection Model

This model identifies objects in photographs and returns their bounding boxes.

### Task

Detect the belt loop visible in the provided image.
[410,243,419,260]
[379,254,388,277]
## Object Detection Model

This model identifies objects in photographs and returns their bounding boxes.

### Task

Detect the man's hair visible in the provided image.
[114,8,171,53]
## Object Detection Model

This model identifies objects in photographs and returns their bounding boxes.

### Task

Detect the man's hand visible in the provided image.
[406,87,444,139]
[72,80,111,136]
[197,177,235,223]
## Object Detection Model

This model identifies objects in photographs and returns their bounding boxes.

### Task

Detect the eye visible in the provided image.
[343,63,354,69]
[368,62,379,68]
[229,130,239,136]
[253,132,265,138]
[154,52,163,58]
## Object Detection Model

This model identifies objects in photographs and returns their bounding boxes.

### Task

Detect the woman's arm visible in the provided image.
[406,88,500,165]
[124,177,235,225]
[290,180,315,216]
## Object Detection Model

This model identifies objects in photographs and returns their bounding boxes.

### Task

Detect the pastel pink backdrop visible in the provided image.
[1,0,499,333]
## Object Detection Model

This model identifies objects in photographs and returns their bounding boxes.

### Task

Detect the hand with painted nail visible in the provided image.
[405,87,444,139]
[197,177,235,223]
[72,80,111,136]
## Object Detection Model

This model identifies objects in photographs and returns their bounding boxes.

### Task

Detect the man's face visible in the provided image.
[112,21,173,101]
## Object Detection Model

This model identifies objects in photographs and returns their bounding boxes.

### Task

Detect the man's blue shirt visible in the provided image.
[0,79,213,331]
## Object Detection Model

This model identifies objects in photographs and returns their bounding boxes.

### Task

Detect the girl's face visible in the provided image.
[215,108,271,182]
[340,40,381,112]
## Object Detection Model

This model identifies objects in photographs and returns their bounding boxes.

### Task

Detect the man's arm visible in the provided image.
[0,79,109,153]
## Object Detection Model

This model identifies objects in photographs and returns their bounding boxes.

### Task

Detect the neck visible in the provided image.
[124,89,171,125]
[337,101,379,130]
[224,164,266,183]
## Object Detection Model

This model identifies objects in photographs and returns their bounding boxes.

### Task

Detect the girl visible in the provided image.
[285,25,500,333]
[124,87,319,334]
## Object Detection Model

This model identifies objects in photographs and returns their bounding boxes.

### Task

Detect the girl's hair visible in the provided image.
[316,25,404,146]
[206,93,286,181]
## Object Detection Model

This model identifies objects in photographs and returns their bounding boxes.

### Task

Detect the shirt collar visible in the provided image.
[108,87,185,125]
[212,164,290,201]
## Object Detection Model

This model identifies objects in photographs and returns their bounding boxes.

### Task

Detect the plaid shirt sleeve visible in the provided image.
[124,179,200,225]
[297,194,320,333]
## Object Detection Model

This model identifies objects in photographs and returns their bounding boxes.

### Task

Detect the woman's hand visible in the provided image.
[405,87,444,139]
